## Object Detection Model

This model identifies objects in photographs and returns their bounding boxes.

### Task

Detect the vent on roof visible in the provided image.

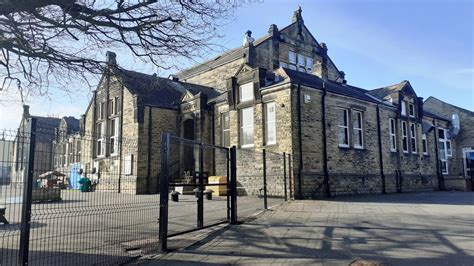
[449,114,461,138]
[168,74,178,81]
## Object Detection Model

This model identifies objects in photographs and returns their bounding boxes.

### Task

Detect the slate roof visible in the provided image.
[423,110,450,122]
[32,116,61,142]
[62,116,80,133]
[175,34,270,79]
[278,68,381,104]
[367,81,408,100]
[425,96,474,115]
[112,68,219,109]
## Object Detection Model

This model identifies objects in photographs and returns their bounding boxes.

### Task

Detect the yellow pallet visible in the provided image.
[206,176,228,196]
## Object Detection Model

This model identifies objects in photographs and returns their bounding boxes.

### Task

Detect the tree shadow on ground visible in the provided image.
[326,191,474,206]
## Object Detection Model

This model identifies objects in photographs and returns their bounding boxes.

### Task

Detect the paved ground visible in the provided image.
[1,185,279,265]
[140,192,474,265]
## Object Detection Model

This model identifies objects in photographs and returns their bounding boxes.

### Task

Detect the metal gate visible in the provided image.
[158,133,235,251]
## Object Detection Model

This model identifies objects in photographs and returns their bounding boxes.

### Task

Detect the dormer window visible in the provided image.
[401,101,407,116]
[409,103,415,117]
[239,82,254,102]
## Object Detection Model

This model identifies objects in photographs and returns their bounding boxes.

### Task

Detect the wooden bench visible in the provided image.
[0,206,9,224]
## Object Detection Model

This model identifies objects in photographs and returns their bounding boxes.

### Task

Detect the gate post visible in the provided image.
[19,117,36,265]
[159,133,170,253]
[283,152,287,201]
[229,146,237,224]
[262,149,268,210]
[197,143,204,229]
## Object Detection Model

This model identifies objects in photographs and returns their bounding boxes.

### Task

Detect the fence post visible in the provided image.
[19,118,36,265]
[158,133,170,253]
[283,152,287,201]
[197,143,204,229]
[262,149,268,210]
[288,154,292,200]
[230,146,237,224]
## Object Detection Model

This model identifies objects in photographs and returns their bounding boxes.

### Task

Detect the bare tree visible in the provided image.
[0,0,237,101]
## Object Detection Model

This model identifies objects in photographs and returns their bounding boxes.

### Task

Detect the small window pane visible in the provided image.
[401,101,406,116]
[240,107,254,147]
[265,102,276,145]
[239,83,254,102]
[306,57,313,71]
[289,51,296,64]
[297,54,305,66]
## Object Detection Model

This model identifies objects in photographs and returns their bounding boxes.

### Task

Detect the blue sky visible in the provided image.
[0,0,472,129]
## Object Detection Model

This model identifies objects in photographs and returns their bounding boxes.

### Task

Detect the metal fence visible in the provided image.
[1,120,291,264]
[158,134,292,252]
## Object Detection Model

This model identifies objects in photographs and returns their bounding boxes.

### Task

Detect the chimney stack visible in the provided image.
[243,30,255,47]
[320,43,329,80]
[106,51,117,66]
[23,105,30,118]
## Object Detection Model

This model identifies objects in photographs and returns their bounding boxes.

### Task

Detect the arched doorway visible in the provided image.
[183,119,195,172]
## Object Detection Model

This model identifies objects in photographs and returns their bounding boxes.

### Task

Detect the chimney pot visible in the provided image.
[243,30,255,47]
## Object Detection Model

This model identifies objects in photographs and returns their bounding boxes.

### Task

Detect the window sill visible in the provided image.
[338,145,350,150]
[390,149,397,153]
[240,145,254,149]
[264,143,277,147]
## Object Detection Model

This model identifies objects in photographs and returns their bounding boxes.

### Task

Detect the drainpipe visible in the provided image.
[147,107,152,194]
[322,82,330,198]
[118,82,124,193]
[376,105,386,194]
[296,84,303,199]
[433,119,444,190]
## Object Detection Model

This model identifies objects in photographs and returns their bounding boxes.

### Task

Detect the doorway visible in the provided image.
[183,119,195,172]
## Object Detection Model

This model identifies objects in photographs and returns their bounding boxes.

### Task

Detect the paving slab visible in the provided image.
[137,191,474,266]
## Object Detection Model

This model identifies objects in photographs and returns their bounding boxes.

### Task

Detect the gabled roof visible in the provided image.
[111,68,218,109]
[367,80,417,100]
[62,116,80,133]
[424,96,474,115]
[277,68,380,104]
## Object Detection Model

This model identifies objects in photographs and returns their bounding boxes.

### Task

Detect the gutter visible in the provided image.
[322,82,330,198]
[376,105,386,194]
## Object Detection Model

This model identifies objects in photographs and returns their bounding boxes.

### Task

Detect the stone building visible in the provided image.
[52,116,81,176]
[173,7,471,197]
[424,96,474,190]
[10,106,62,183]
[29,7,469,197]
[80,52,218,194]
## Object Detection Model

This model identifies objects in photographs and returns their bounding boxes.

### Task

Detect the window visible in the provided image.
[109,99,114,116]
[98,102,105,119]
[306,57,313,72]
[288,51,312,73]
[409,103,415,117]
[338,108,349,147]
[438,128,450,174]
[114,96,119,115]
[239,83,254,102]
[410,123,417,153]
[265,102,276,145]
[352,111,363,149]
[96,122,105,156]
[221,113,230,147]
[289,51,296,65]
[401,121,408,153]
[447,140,452,156]
[422,134,428,155]
[389,118,397,152]
[401,101,407,116]
[124,154,133,175]
[240,107,254,147]
[279,61,288,68]
[110,118,119,155]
